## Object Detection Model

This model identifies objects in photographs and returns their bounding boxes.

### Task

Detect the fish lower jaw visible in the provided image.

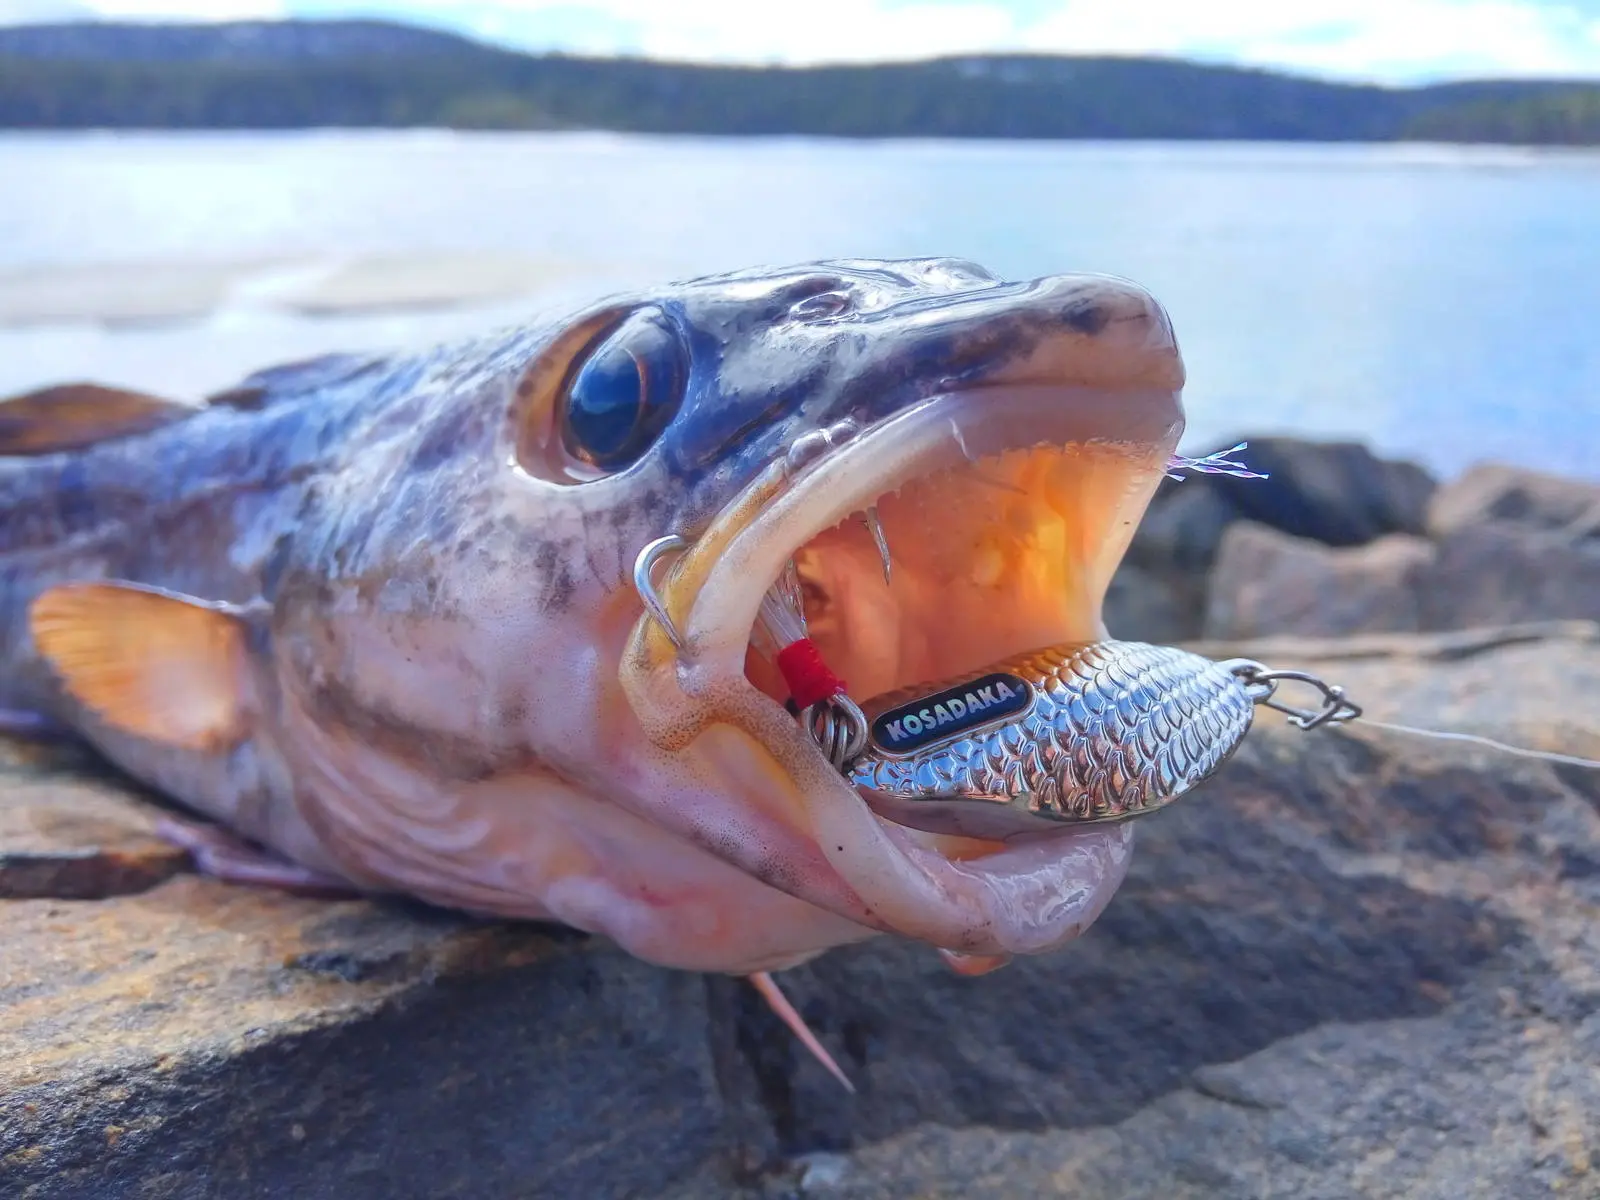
[877,816,1137,955]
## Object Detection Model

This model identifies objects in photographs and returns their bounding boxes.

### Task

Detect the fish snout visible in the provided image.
[867,271,1184,398]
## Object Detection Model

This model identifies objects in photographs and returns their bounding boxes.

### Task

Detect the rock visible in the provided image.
[1203,524,1434,639]
[1426,523,1600,630]
[1205,520,1600,640]
[1108,485,1238,641]
[6,626,1600,1198]
[1430,463,1600,540]
[1132,481,1242,576]
[1178,437,1436,548]
[766,1000,1600,1199]
[1112,437,1438,642]
[1102,563,1196,646]
[0,738,191,900]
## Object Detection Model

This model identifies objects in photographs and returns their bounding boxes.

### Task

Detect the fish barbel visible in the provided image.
[1,258,1201,978]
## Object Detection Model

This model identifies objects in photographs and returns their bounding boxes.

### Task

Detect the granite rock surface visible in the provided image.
[1111,447,1600,646]
[4,625,1599,1199]
[1428,463,1600,540]
[1111,437,1440,642]
[1205,516,1600,640]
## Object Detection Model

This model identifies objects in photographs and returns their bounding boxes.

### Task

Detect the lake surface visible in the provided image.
[1,132,1596,480]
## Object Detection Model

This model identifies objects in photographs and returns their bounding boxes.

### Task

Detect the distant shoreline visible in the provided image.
[1,19,1597,145]
[4,129,1600,157]
[0,253,597,330]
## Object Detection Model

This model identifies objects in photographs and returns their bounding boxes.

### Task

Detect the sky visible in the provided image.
[2,0,1599,83]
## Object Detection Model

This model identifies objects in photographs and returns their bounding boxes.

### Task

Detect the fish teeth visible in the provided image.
[863,506,893,585]
[778,557,806,621]
[948,417,975,463]
[754,556,809,654]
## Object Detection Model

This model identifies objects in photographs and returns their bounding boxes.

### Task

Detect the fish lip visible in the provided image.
[658,382,1180,953]
[875,816,1138,955]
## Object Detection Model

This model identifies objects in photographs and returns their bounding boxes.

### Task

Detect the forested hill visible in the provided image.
[1,19,1596,144]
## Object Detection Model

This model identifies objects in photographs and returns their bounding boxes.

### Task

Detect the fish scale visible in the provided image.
[849,641,1257,839]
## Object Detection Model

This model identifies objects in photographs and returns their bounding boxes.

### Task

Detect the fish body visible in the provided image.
[1,259,1189,974]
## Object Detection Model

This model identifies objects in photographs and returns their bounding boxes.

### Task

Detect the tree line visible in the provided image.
[0,22,1594,144]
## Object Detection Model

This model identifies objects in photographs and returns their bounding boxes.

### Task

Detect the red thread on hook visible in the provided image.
[776,639,847,710]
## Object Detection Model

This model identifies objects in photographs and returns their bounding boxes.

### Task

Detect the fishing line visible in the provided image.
[1230,660,1600,772]
[1341,718,1600,772]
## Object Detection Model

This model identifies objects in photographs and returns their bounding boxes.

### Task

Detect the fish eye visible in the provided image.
[559,308,688,472]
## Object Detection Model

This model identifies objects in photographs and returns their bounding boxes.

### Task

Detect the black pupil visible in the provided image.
[563,310,686,470]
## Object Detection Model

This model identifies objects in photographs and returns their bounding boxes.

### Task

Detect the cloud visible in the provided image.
[1026,0,1600,81]
[0,0,282,19]
[285,0,1022,63]
[0,0,98,19]
[557,0,1022,65]
[3,0,1597,81]
[93,0,284,15]
[392,0,1600,81]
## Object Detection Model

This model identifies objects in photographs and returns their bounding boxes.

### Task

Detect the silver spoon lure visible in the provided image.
[837,641,1357,840]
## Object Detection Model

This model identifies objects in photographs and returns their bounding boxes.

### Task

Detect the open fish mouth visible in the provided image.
[747,398,1163,711]
[620,288,1194,958]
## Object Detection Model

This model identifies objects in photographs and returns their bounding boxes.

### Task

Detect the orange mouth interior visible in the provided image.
[743,441,1167,709]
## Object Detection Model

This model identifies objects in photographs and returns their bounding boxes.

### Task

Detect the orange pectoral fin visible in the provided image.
[0,384,199,455]
[29,582,255,751]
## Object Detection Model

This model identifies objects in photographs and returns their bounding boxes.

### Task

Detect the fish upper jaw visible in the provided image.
[617,275,1186,957]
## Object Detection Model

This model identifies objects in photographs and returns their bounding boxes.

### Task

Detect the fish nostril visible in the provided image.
[791,291,853,322]
[785,419,860,473]
[921,260,1001,289]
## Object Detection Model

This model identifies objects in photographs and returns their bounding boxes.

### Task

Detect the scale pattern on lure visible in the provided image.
[847,642,1257,837]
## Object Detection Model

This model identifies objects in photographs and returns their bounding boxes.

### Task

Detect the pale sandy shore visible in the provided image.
[0,252,603,328]
[0,254,667,402]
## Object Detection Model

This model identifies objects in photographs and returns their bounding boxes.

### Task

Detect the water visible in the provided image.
[1,131,1596,480]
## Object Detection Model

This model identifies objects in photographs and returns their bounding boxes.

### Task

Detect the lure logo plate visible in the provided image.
[869,673,1034,756]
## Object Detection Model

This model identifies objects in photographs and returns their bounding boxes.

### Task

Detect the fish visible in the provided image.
[1,259,1190,1021]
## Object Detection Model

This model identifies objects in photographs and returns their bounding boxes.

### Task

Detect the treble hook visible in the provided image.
[1222,660,1364,731]
[632,535,689,650]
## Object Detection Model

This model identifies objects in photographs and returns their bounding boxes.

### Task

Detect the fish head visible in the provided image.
[278,258,1185,972]
[530,258,1184,958]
